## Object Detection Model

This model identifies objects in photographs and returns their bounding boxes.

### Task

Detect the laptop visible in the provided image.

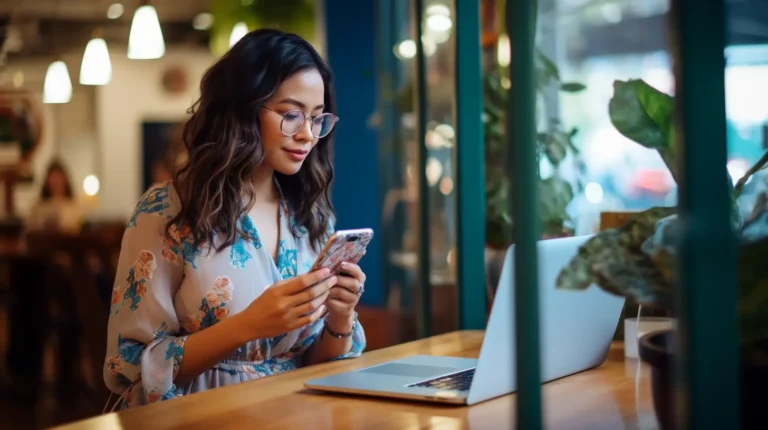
[304,235,625,405]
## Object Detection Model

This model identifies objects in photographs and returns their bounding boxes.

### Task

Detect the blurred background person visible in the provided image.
[26,160,84,235]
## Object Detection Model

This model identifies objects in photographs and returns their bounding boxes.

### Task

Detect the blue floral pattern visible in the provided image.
[183,277,234,333]
[111,250,157,314]
[230,215,262,269]
[275,240,298,278]
[105,335,144,387]
[105,181,366,410]
[289,214,308,237]
[127,186,170,228]
[162,224,204,269]
[165,337,187,376]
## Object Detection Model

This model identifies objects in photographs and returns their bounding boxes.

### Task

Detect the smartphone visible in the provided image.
[311,228,374,275]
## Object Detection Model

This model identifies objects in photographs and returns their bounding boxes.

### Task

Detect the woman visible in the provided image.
[27,160,84,234]
[104,29,367,409]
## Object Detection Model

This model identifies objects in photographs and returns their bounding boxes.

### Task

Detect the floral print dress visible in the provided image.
[103,182,366,409]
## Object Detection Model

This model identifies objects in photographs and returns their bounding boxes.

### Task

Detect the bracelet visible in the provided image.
[323,313,357,338]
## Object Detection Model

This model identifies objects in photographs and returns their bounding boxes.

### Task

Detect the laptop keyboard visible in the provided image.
[408,368,475,391]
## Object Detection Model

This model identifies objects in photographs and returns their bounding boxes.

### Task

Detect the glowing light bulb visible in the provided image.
[43,61,73,104]
[80,37,112,85]
[128,5,165,59]
[83,175,100,196]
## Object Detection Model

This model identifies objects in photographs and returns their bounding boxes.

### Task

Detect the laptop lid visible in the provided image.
[466,235,625,405]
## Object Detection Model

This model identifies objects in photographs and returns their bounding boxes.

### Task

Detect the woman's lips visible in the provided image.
[283,148,308,162]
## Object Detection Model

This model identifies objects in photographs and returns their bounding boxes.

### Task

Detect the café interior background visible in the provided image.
[0,0,766,428]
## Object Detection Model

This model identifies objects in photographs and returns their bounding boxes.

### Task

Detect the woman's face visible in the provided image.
[258,68,325,175]
[47,169,68,198]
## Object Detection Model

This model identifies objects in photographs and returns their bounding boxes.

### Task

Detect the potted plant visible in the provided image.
[483,52,584,248]
[555,78,768,429]
[483,49,585,300]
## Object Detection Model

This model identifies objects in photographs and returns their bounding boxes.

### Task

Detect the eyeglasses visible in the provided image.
[261,106,339,139]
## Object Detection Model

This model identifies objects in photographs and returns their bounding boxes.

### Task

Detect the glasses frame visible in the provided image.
[261,106,340,139]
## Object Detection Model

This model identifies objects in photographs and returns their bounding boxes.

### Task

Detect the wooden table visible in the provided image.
[53,331,659,430]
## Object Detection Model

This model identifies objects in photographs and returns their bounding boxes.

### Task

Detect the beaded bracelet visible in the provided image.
[323,313,358,338]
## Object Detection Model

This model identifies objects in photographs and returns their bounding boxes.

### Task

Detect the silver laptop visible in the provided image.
[304,235,625,405]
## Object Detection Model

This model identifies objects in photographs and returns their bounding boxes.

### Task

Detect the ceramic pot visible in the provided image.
[638,329,768,429]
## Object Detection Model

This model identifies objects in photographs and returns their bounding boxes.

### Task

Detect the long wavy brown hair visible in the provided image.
[168,29,336,252]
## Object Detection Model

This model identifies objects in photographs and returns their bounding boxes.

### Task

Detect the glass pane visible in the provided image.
[494,0,680,427]
[377,0,461,342]
[377,0,423,345]
[420,1,459,336]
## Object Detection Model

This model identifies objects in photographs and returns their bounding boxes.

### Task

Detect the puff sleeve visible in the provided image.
[103,186,188,407]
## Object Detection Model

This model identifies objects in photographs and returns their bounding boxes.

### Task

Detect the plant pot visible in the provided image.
[638,329,768,429]
[484,246,506,304]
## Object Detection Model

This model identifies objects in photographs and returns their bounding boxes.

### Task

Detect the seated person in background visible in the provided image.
[26,160,84,235]
[104,29,367,410]
[9,160,84,401]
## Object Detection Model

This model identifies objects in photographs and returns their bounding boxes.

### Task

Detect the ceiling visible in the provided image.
[0,0,212,60]
[568,0,768,60]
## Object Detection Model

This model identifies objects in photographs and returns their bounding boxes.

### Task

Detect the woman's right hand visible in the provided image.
[239,268,337,340]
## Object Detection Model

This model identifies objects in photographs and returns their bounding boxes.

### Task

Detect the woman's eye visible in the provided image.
[284,113,301,121]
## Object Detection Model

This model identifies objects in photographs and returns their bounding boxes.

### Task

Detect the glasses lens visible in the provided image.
[281,111,305,136]
[312,114,337,138]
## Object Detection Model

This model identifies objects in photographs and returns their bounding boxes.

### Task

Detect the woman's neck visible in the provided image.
[251,165,279,203]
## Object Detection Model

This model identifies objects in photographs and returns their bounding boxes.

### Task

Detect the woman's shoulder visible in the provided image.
[127,181,181,228]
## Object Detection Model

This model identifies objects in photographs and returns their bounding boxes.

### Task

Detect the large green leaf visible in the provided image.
[608,79,677,182]
[539,176,574,225]
[592,245,675,309]
[556,207,677,309]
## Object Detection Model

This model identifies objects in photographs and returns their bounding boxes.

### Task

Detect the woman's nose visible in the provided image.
[294,119,314,142]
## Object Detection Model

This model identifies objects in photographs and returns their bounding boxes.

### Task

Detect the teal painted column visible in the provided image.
[324,0,383,307]
[506,0,543,428]
[670,0,740,428]
[414,0,432,338]
[454,0,486,330]
[375,0,396,307]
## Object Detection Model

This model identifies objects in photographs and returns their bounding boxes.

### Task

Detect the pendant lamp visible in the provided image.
[80,28,112,85]
[128,2,165,59]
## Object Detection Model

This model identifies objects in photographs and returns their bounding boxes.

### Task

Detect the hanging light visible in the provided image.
[229,22,248,48]
[128,3,165,59]
[83,175,101,196]
[497,34,510,67]
[80,29,112,85]
[43,60,73,104]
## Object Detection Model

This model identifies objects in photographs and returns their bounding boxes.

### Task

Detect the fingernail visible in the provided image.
[330,276,338,285]
[321,268,330,277]
[341,262,347,269]
[320,305,327,313]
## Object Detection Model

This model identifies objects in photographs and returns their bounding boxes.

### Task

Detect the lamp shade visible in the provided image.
[80,37,112,85]
[43,61,73,104]
[128,5,165,59]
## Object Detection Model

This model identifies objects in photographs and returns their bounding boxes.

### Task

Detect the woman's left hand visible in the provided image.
[325,261,366,331]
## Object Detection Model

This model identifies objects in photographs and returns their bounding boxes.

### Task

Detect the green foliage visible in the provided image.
[209,0,317,57]
[608,79,677,182]
[556,207,677,308]
[483,48,584,248]
[559,78,768,354]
